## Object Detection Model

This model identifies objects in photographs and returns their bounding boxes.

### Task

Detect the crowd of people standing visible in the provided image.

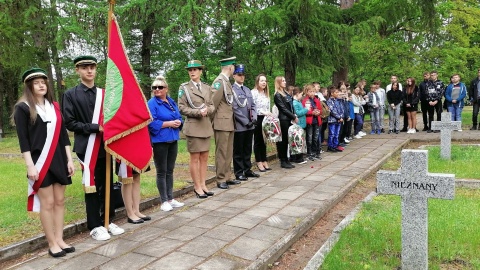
[12,52,477,257]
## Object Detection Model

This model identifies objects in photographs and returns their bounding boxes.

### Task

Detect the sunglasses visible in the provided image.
[151,85,166,90]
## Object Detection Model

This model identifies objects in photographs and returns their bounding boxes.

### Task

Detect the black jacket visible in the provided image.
[387,89,403,106]
[403,86,420,105]
[62,83,106,157]
[425,80,444,102]
[419,79,429,101]
[469,77,480,103]
[274,92,296,121]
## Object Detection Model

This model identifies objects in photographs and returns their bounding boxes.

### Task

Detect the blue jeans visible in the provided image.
[328,122,341,148]
[370,108,381,131]
[447,103,462,122]
[354,113,364,135]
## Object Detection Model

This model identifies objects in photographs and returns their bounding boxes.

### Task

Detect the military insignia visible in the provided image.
[213,82,221,90]
[178,88,184,98]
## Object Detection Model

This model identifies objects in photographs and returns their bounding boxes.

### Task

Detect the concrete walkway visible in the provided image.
[10,128,478,270]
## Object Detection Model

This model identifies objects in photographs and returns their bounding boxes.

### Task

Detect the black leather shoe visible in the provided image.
[235,175,248,181]
[264,167,272,171]
[245,171,260,178]
[128,217,144,224]
[280,162,294,169]
[140,216,151,221]
[400,128,408,132]
[427,129,433,133]
[422,127,428,131]
[203,190,214,196]
[327,147,338,152]
[434,130,440,133]
[61,246,75,253]
[217,182,229,189]
[226,180,242,185]
[49,249,66,258]
[194,190,208,198]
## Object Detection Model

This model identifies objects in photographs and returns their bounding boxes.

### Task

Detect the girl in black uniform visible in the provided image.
[13,68,75,257]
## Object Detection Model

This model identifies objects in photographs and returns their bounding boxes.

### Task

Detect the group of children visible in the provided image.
[287,82,366,164]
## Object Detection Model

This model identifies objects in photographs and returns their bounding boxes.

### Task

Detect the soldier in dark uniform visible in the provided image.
[178,60,215,198]
[231,64,259,181]
[211,57,241,189]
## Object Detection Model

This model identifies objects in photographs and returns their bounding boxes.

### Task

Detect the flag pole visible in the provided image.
[104,0,116,230]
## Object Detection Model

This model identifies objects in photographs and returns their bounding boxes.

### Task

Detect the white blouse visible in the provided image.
[251,88,271,115]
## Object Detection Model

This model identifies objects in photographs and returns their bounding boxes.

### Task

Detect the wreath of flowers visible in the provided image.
[288,124,306,155]
[262,115,282,143]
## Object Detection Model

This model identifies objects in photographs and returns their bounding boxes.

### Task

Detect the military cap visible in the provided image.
[233,64,245,75]
[219,56,236,66]
[22,68,48,83]
[185,60,205,69]
[74,55,97,67]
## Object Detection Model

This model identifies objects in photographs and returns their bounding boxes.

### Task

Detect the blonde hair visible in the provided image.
[152,75,168,87]
[303,83,315,96]
[274,76,286,96]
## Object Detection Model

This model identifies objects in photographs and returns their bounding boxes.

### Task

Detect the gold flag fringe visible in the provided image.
[119,175,133,185]
[84,185,97,194]
[104,120,151,145]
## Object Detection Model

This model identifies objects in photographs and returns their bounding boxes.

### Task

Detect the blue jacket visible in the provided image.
[445,82,467,107]
[293,99,308,128]
[348,101,355,120]
[148,96,183,143]
[327,98,344,123]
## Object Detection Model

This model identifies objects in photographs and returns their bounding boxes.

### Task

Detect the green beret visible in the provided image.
[185,60,205,70]
[22,68,48,83]
[219,56,236,66]
[74,55,97,66]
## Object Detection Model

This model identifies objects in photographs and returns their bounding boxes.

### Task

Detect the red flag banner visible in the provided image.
[104,14,152,172]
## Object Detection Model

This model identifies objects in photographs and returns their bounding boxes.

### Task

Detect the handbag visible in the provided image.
[112,181,124,209]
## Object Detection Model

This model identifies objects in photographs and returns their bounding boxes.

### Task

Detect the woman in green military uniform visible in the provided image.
[178,60,215,198]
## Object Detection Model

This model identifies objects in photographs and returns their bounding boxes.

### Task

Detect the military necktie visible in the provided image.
[197,83,202,93]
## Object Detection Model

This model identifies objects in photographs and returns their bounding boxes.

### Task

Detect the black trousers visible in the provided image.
[473,101,480,125]
[427,102,442,130]
[77,155,115,230]
[276,120,291,161]
[253,115,267,162]
[233,129,254,176]
[420,99,429,128]
[153,142,178,203]
[402,103,408,130]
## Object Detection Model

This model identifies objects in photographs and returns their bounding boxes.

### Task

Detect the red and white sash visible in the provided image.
[79,88,104,193]
[27,101,62,212]
[117,160,134,184]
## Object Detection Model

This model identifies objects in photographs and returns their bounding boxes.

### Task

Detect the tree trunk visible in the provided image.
[49,0,65,101]
[140,13,155,98]
[332,0,354,86]
[284,54,297,87]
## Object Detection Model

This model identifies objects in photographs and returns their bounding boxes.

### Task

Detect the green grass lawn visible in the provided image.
[321,189,480,269]
[322,144,480,269]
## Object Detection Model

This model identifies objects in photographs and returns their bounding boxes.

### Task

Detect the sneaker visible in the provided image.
[161,201,173,212]
[411,129,416,134]
[327,147,338,152]
[336,146,345,151]
[169,199,184,208]
[281,161,295,169]
[427,129,433,133]
[359,131,366,136]
[90,226,110,241]
[457,129,462,132]
[376,130,381,134]
[319,149,324,154]
[315,153,321,159]
[407,129,412,134]
[108,223,125,235]
[347,137,353,140]
[388,130,392,134]
[370,130,376,135]
[297,159,308,164]
[344,138,350,143]
[354,134,362,139]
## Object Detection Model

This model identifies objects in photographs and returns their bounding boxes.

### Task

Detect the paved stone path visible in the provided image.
[10,127,478,270]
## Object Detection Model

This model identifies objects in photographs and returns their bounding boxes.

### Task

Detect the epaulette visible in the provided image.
[180,82,189,86]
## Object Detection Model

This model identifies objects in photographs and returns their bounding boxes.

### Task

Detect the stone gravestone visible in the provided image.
[377,150,455,270]
[431,112,461,159]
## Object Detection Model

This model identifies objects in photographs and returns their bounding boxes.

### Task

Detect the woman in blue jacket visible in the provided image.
[445,74,467,127]
[148,76,184,212]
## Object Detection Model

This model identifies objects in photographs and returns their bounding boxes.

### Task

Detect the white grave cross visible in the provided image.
[377,150,455,270]
[431,112,461,159]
